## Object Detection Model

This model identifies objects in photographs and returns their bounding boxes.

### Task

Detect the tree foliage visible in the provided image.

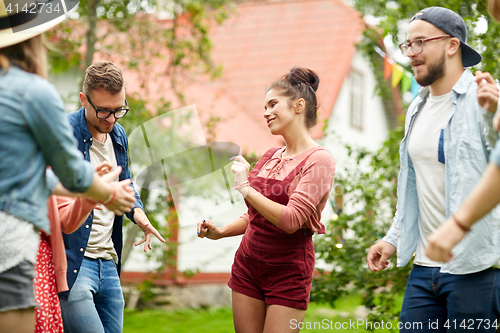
[312,0,500,327]
[47,0,233,271]
[354,0,500,78]
[313,127,412,328]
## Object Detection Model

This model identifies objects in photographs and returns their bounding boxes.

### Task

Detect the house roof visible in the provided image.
[201,0,364,154]
[90,0,364,156]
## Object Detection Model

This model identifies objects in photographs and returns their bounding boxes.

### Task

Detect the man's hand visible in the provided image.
[475,71,499,114]
[494,111,500,131]
[133,208,166,252]
[103,167,136,215]
[425,218,467,263]
[366,241,396,272]
[95,161,112,176]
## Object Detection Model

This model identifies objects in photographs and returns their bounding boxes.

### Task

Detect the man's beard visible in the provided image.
[414,52,446,87]
[94,124,114,134]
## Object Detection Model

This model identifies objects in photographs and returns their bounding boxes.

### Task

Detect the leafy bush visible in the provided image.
[313,127,412,328]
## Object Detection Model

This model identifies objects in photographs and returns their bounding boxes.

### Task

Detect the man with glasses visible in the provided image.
[366,7,500,332]
[60,61,165,333]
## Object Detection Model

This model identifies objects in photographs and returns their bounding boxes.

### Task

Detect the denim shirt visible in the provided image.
[383,70,500,275]
[61,108,144,297]
[0,67,94,232]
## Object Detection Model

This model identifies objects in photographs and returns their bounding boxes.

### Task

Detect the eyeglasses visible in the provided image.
[86,95,129,119]
[399,35,452,56]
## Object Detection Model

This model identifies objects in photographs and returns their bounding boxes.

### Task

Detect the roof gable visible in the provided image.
[210,0,365,141]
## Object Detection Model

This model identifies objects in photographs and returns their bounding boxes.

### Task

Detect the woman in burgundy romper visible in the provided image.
[197,67,335,333]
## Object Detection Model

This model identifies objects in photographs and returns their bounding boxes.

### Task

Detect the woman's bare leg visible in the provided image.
[263,304,306,333]
[0,308,35,333]
[232,291,266,333]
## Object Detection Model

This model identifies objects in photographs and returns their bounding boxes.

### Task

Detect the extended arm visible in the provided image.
[56,196,97,234]
[231,152,334,234]
[426,162,500,262]
[197,218,248,240]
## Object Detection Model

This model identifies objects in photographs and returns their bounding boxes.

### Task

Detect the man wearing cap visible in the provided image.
[366,7,500,332]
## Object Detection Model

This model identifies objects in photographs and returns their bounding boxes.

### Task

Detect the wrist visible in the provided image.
[102,188,117,206]
[233,181,249,191]
[452,214,471,233]
[218,226,226,239]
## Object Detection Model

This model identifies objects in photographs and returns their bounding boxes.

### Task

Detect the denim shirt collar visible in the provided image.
[76,107,124,147]
[77,107,93,142]
[417,69,472,100]
[452,69,473,95]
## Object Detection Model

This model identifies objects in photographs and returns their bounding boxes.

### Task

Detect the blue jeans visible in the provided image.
[59,257,124,333]
[400,264,500,332]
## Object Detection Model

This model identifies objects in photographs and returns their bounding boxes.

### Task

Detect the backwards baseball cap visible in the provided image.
[410,6,481,67]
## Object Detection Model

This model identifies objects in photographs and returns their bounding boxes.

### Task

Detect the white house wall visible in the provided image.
[321,51,389,169]
[319,50,390,256]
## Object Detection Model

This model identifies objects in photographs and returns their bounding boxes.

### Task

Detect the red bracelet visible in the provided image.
[233,181,250,191]
[452,214,471,233]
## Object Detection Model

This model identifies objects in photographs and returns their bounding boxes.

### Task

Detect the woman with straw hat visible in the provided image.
[0,2,137,331]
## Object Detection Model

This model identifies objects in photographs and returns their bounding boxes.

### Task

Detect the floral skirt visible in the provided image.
[34,232,64,333]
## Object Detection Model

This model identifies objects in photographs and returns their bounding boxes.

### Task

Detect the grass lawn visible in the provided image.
[124,293,403,333]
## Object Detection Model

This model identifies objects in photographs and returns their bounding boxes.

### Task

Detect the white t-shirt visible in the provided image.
[85,134,119,264]
[408,92,452,267]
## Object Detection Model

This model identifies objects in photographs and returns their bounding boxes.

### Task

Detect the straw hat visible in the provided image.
[0,0,67,48]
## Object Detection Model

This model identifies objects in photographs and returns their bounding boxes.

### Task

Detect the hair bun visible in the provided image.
[288,67,320,92]
[269,66,320,129]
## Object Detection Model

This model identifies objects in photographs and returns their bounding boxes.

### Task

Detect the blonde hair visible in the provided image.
[0,35,47,78]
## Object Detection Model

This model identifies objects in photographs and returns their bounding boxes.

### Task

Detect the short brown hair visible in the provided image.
[0,35,48,78]
[82,61,125,96]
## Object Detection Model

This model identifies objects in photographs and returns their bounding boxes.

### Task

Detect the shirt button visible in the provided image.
[83,139,86,142]
[80,248,84,252]
[73,270,77,273]
[84,151,86,155]
[85,225,89,228]
[90,138,93,141]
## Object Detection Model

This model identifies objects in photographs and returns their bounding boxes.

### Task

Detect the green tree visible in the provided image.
[313,127,412,328]
[47,0,233,273]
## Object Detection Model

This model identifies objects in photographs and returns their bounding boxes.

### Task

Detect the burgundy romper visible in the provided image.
[228,147,322,310]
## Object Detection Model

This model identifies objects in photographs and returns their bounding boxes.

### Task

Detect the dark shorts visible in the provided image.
[228,241,315,310]
[0,261,37,312]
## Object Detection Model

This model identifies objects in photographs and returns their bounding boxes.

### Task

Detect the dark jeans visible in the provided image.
[400,264,500,332]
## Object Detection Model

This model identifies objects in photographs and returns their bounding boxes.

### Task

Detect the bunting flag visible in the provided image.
[401,71,412,93]
[411,76,421,99]
[391,64,404,88]
[384,57,393,79]
[379,52,421,99]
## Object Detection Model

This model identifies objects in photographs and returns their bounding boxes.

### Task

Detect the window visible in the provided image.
[350,70,363,130]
